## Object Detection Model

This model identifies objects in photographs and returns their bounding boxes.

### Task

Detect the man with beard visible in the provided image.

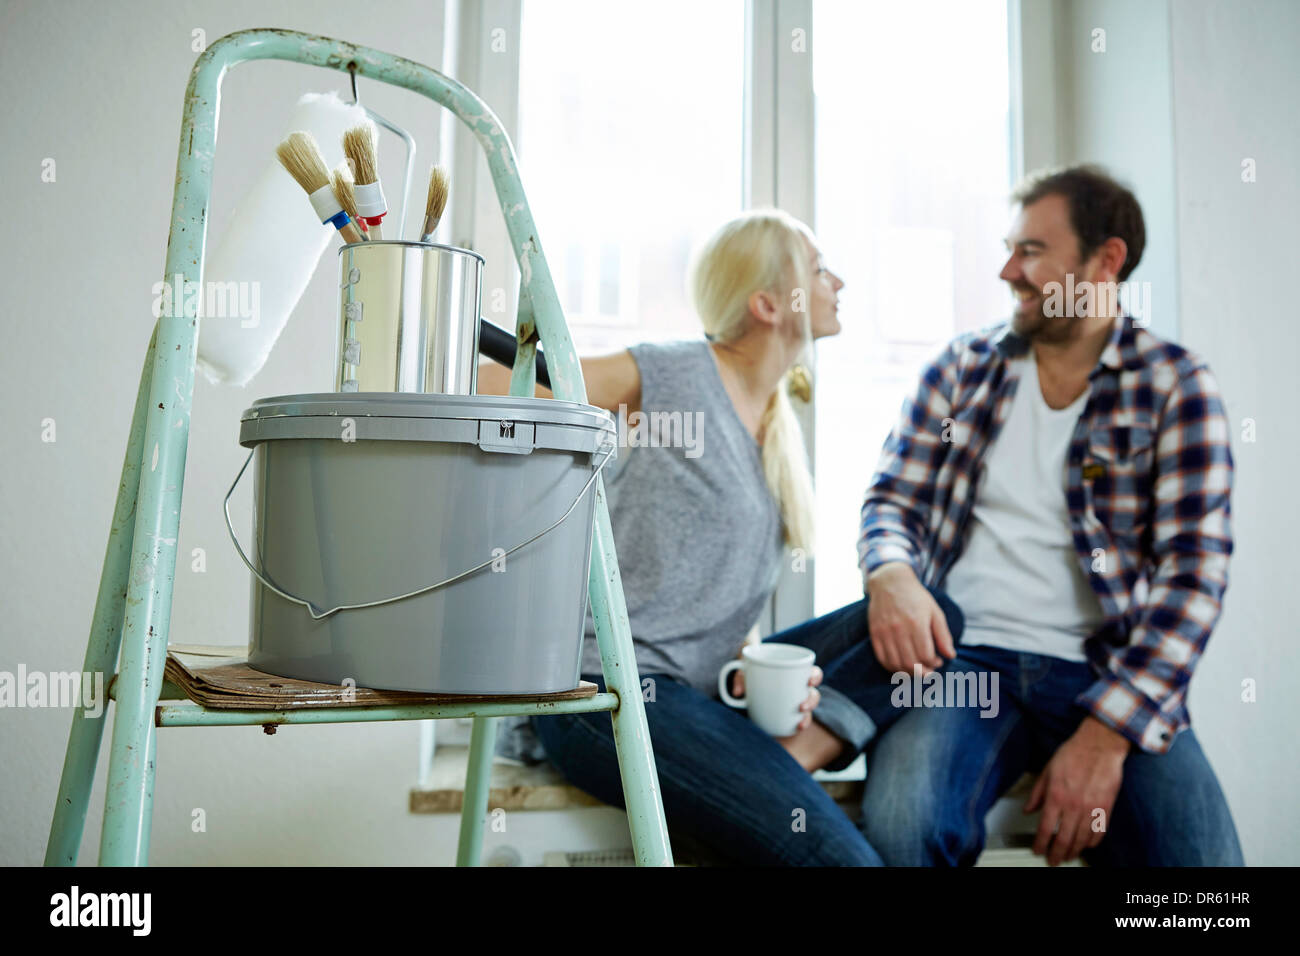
[845,165,1242,865]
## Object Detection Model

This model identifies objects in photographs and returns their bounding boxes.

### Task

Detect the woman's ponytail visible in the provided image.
[758,372,815,553]
[689,209,818,553]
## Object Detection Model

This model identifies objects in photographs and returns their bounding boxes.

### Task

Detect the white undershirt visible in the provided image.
[941,353,1104,662]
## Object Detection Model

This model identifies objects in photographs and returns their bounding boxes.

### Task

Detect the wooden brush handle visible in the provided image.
[420,215,442,243]
[340,222,365,244]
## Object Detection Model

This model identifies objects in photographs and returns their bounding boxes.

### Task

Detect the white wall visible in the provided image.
[0,0,631,866]
[1014,0,1180,338]
[1167,0,1300,867]
[1023,0,1300,865]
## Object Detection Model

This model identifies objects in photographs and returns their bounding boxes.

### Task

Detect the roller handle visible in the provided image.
[478,318,551,391]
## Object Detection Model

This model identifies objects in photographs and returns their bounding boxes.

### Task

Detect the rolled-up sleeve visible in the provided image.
[858,344,960,589]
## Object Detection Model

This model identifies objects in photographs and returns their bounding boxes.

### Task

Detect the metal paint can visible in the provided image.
[335,240,484,394]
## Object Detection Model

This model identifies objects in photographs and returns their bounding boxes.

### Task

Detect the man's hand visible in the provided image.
[1025,716,1130,865]
[866,563,956,675]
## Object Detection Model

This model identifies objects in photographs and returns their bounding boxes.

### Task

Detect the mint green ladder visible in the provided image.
[44,29,672,867]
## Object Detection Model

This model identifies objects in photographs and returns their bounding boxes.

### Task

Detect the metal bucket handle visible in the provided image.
[223,438,615,621]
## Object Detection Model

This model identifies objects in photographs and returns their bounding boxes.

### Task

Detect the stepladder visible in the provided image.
[44,28,673,868]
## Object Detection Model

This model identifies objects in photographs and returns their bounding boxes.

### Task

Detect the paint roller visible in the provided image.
[196,91,369,387]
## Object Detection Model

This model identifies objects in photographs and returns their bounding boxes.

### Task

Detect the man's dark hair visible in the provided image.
[1011,164,1146,281]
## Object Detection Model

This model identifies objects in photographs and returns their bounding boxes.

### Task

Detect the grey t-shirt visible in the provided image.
[578,338,785,696]
[497,338,785,762]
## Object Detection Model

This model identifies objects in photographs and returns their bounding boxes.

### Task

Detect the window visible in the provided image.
[470,0,1015,619]
[516,0,746,354]
[811,0,1013,613]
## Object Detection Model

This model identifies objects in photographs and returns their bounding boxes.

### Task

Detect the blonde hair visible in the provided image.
[687,209,816,553]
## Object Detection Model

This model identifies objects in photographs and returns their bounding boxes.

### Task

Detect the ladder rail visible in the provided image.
[48,28,670,867]
[44,329,157,865]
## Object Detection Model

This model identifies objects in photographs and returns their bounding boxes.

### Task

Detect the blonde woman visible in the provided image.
[484,210,932,864]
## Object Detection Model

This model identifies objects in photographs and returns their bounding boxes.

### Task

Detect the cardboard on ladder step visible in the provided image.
[160,644,598,711]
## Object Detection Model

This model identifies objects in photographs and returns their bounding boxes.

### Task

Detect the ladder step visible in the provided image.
[155,694,618,728]
[120,645,615,727]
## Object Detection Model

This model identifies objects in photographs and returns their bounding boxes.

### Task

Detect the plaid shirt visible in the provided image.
[858,315,1234,754]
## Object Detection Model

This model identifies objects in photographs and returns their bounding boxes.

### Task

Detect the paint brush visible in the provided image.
[331,163,368,239]
[276,131,365,244]
[420,165,449,242]
[343,122,387,240]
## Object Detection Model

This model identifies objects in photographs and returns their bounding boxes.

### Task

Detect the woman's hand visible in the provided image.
[734,663,824,732]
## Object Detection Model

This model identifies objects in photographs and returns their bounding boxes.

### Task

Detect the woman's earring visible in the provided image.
[787,364,812,403]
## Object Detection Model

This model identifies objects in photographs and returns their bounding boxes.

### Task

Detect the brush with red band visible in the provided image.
[343,123,387,240]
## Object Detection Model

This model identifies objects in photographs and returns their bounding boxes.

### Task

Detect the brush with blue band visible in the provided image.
[276,131,365,245]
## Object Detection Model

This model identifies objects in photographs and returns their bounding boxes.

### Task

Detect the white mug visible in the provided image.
[717,643,815,737]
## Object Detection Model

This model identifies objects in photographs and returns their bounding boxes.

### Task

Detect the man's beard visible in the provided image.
[1011,293,1077,345]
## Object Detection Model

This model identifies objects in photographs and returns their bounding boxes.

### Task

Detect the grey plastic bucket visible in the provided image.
[228,392,616,694]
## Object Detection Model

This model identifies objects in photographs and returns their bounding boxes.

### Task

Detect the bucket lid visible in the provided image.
[239,392,616,457]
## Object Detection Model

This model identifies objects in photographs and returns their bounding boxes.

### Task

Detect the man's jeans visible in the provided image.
[772,596,1245,867]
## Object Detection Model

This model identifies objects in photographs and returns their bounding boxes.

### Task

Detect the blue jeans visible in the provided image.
[529,589,961,866]
[855,640,1244,866]
[530,670,883,865]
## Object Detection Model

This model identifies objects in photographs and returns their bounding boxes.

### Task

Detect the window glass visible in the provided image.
[518,0,746,353]
[811,0,1012,612]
